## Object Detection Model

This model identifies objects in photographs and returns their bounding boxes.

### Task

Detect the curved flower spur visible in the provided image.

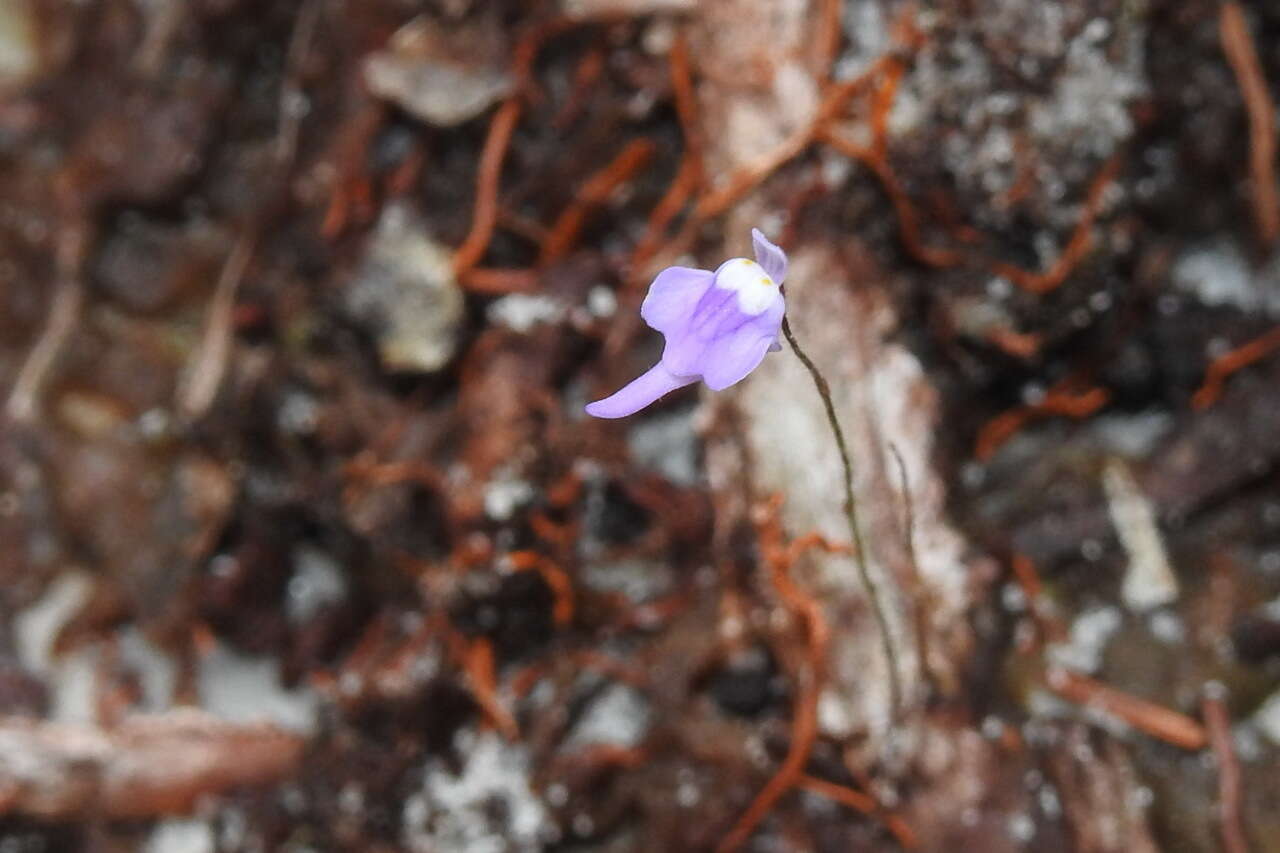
[586,229,788,418]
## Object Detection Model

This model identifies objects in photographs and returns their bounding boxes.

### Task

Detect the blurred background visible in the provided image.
[1,0,1279,850]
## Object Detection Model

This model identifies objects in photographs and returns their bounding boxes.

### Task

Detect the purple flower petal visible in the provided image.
[585,361,697,418]
[660,284,741,377]
[640,266,714,336]
[751,228,788,284]
[701,301,785,390]
[661,256,785,380]
[584,228,788,419]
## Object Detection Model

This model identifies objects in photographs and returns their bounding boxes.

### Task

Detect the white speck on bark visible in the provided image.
[1102,458,1178,612]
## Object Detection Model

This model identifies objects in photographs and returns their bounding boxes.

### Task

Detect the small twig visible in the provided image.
[611,34,705,356]
[177,229,257,420]
[275,0,321,165]
[6,223,89,423]
[781,316,903,717]
[716,666,818,853]
[869,59,904,160]
[888,443,931,698]
[1220,1,1280,247]
[385,141,427,198]
[1192,323,1280,410]
[558,744,646,772]
[318,103,386,240]
[974,378,1109,460]
[510,650,646,700]
[538,138,655,267]
[0,712,303,819]
[984,325,1043,360]
[627,33,702,270]
[717,500,829,853]
[180,2,317,421]
[1012,555,1206,749]
[133,0,186,77]
[990,155,1122,294]
[457,266,540,294]
[797,774,918,849]
[668,31,702,188]
[452,17,589,275]
[552,42,606,130]
[719,514,913,850]
[660,57,894,268]
[453,98,523,275]
[1202,686,1249,853]
[1047,668,1206,750]
[814,0,843,84]
[463,636,518,741]
[508,550,575,627]
[1010,553,1067,645]
[819,128,964,268]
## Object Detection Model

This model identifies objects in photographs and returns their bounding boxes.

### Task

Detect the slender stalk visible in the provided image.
[781,315,902,717]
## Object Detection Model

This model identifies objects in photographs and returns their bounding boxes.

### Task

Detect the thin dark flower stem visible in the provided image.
[889,441,931,698]
[781,315,902,717]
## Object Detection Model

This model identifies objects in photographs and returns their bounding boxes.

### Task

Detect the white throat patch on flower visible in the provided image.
[714,258,779,315]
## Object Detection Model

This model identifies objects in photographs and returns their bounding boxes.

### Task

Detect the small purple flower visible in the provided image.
[586,229,787,418]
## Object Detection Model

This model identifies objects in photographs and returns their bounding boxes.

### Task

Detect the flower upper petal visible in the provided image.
[640,266,714,336]
[660,258,786,381]
[659,284,740,377]
[751,228,788,284]
[700,298,785,390]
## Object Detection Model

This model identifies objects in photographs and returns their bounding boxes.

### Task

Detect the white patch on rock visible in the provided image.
[1090,412,1174,458]
[566,683,650,749]
[1251,690,1280,748]
[0,0,39,86]
[487,294,564,333]
[276,390,320,436]
[587,285,617,318]
[580,557,671,604]
[1102,458,1178,612]
[145,819,214,853]
[197,642,318,734]
[51,648,99,724]
[772,60,820,138]
[561,0,695,20]
[838,1,889,78]
[287,546,348,625]
[403,731,552,853]
[14,572,92,673]
[817,689,856,739]
[628,408,698,486]
[1172,237,1280,316]
[1047,606,1121,674]
[119,626,177,711]
[1147,610,1185,645]
[346,202,463,373]
[484,475,534,521]
[363,16,512,127]
[14,572,102,723]
[1028,33,1144,158]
